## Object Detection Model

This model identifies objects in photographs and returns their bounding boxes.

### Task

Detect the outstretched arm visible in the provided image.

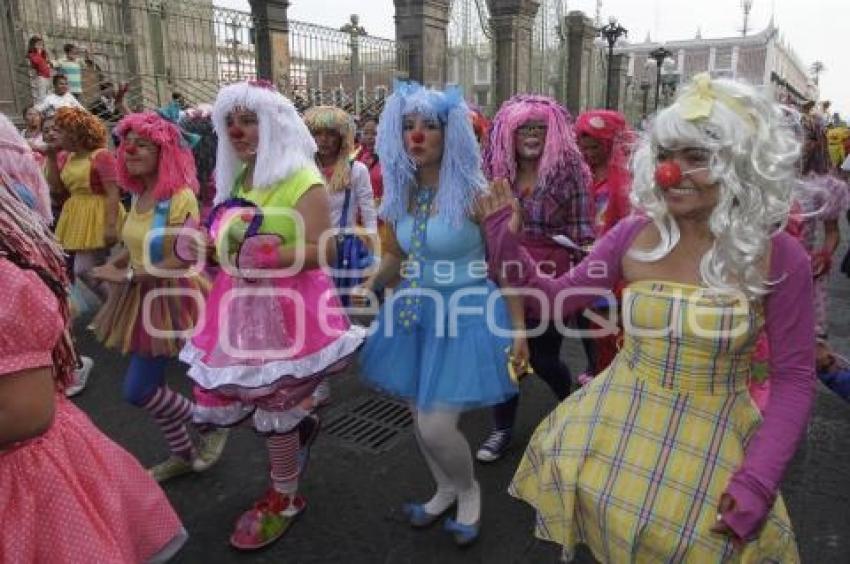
[484,202,644,319]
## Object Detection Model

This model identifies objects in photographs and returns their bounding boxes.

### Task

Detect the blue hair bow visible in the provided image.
[156,101,201,149]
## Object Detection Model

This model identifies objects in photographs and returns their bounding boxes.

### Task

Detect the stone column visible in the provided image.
[608,52,629,112]
[249,0,291,91]
[563,10,597,115]
[731,45,740,79]
[394,0,451,87]
[486,0,540,108]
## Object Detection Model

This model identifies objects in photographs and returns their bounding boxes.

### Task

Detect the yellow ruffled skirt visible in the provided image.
[55,195,125,251]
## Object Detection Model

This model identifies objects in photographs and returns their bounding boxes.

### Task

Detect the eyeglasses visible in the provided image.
[516,123,548,137]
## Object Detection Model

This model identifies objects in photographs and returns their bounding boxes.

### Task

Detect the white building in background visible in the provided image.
[615,17,812,120]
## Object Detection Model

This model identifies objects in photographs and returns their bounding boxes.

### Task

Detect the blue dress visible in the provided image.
[360,189,517,410]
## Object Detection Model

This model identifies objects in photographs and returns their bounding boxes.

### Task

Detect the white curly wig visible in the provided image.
[630,75,801,299]
[212,81,318,202]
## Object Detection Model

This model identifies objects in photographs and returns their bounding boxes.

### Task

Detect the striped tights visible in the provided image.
[141,386,195,460]
[267,430,300,494]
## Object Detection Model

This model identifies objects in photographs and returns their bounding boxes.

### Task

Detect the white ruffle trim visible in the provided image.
[180,325,366,391]
[253,406,310,434]
[193,403,254,427]
[193,402,308,433]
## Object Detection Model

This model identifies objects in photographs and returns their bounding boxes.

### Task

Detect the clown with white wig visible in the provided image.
[480,73,815,561]
[178,80,366,550]
[357,81,520,546]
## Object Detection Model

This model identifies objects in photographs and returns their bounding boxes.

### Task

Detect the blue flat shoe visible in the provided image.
[443,517,480,546]
[402,502,453,528]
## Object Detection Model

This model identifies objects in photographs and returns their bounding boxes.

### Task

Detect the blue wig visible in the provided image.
[376,81,486,227]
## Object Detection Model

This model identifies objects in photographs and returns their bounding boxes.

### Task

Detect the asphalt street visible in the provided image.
[70,251,850,563]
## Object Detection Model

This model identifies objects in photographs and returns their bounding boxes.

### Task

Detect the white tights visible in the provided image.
[413,409,481,525]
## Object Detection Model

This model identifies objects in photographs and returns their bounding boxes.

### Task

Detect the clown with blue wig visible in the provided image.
[358,81,521,546]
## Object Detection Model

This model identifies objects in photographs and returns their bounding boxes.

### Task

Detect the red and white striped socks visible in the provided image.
[142,386,195,461]
[267,431,300,494]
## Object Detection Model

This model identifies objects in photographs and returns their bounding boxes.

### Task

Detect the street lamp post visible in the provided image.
[648,46,672,111]
[640,79,650,119]
[661,64,679,106]
[341,14,367,114]
[598,16,628,110]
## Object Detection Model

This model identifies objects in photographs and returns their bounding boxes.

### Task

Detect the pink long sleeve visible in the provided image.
[485,207,648,318]
[723,232,816,540]
[487,207,817,540]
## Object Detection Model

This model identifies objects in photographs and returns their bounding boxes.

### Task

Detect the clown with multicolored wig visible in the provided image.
[178,80,365,550]
[480,73,814,561]
[88,110,229,483]
[477,95,594,463]
[0,113,188,563]
[357,81,519,546]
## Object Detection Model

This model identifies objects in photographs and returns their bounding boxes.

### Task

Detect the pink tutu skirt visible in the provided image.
[0,397,186,563]
[180,269,365,432]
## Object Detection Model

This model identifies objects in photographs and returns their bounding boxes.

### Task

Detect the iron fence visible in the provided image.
[287,16,408,117]
[3,0,408,119]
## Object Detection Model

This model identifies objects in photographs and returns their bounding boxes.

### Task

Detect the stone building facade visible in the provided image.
[615,18,812,123]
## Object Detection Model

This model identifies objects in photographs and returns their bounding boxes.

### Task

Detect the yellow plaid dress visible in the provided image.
[510,280,799,563]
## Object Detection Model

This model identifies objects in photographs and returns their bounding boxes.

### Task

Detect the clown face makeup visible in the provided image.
[514,120,547,162]
[122,131,160,179]
[226,109,260,162]
[577,133,611,169]
[403,114,444,169]
[655,146,718,221]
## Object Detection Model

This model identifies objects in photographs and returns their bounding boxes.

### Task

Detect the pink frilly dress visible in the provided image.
[179,167,366,433]
[0,258,186,563]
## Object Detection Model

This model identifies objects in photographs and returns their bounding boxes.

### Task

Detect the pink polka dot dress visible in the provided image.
[0,258,187,563]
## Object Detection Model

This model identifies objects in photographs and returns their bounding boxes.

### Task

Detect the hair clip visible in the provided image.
[248,79,277,92]
[588,116,606,129]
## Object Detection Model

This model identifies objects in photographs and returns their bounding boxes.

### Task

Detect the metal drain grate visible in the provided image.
[323,395,413,454]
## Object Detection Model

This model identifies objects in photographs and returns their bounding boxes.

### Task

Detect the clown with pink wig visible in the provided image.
[89,110,229,483]
[477,95,594,463]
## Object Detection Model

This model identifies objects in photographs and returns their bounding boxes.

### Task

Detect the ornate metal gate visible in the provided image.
[3,0,407,118]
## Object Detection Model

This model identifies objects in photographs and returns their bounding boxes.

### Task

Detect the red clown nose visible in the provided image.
[410,131,425,144]
[124,144,138,155]
[655,161,682,189]
[229,127,245,140]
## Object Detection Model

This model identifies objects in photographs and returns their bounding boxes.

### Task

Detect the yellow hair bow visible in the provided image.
[676,72,755,129]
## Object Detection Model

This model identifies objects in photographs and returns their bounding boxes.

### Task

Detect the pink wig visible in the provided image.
[115,112,198,201]
[575,110,634,233]
[483,95,590,192]
[0,113,52,222]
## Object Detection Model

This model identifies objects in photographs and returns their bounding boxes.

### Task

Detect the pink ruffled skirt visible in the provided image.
[0,397,186,563]
[180,270,365,432]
